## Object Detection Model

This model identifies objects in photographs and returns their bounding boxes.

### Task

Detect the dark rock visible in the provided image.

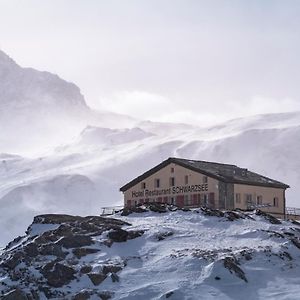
[102,264,123,275]
[291,220,300,226]
[255,210,281,224]
[33,214,130,227]
[107,228,144,243]
[33,214,84,225]
[127,230,145,240]
[80,265,93,274]
[233,209,255,220]
[99,291,113,300]
[41,262,76,287]
[166,291,174,298]
[73,248,100,259]
[181,207,191,212]
[215,276,221,280]
[284,231,295,237]
[121,208,132,216]
[240,250,252,261]
[103,239,114,248]
[223,256,248,282]
[110,272,119,282]
[53,224,73,236]
[4,236,23,250]
[10,269,23,281]
[121,207,147,216]
[225,211,241,221]
[34,232,58,244]
[23,242,39,257]
[29,289,40,300]
[80,222,100,233]
[57,235,93,248]
[73,291,91,300]
[201,207,224,217]
[2,252,23,269]
[149,203,167,213]
[291,238,300,250]
[2,289,28,300]
[168,205,178,211]
[39,244,66,258]
[87,273,107,286]
[277,251,293,261]
[156,231,174,241]
[38,286,56,298]
[108,229,128,242]
[88,216,130,227]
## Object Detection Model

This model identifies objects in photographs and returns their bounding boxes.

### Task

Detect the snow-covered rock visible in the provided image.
[1,209,300,299]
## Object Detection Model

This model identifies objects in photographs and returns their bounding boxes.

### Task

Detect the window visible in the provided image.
[257,195,263,205]
[273,197,279,207]
[245,194,252,203]
[185,175,189,185]
[235,193,241,204]
[155,178,160,188]
[171,167,175,173]
[141,182,146,189]
[169,177,175,186]
[203,176,208,183]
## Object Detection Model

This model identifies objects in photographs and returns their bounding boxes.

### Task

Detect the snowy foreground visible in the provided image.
[1,207,300,299]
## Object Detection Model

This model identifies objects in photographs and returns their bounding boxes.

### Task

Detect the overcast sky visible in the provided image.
[1,0,300,125]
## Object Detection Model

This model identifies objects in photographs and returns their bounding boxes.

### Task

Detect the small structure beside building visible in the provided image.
[120,157,289,218]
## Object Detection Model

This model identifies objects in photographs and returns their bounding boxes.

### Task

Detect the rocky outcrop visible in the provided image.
[156,231,174,241]
[223,256,248,282]
[41,262,76,287]
[255,209,282,224]
[0,209,299,299]
[107,228,144,243]
[87,273,107,286]
[0,214,143,299]
[2,289,29,300]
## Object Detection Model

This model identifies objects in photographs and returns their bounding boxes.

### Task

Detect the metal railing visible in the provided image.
[100,206,123,216]
[246,203,272,210]
[286,207,300,216]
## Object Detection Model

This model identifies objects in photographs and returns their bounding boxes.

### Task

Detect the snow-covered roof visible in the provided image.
[120,157,289,191]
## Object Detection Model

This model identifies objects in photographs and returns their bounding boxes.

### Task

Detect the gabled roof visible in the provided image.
[120,157,290,192]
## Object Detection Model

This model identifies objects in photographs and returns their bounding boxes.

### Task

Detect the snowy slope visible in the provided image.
[1,209,300,299]
[0,112,300,246]
[0,49,299,248]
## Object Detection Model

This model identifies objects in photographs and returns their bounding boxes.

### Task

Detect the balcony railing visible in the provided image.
[286,207,300,216]
[100,206,123,216]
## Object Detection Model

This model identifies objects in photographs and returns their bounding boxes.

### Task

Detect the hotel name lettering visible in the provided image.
[131,184,209,198]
